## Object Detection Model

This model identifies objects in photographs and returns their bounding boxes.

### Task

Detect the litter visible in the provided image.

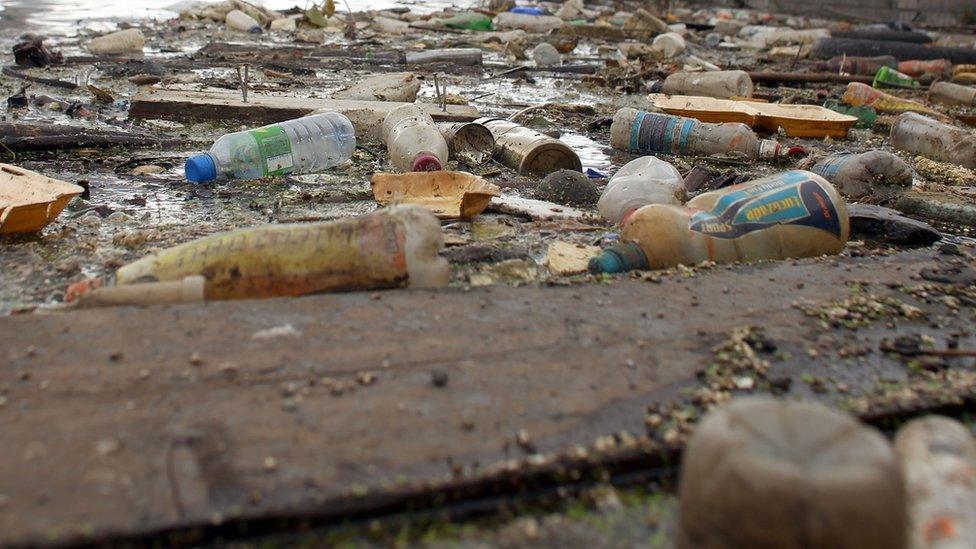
[0,164,83,234]
[370,171,500,218]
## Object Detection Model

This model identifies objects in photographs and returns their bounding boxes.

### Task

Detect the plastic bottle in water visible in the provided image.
[589,170,849,273]
[610,108,781,160]
[184,113,356,183]
[597,156,686,225]
[890,112,976,169]
[807,150,913,200]
[661,70,753,99]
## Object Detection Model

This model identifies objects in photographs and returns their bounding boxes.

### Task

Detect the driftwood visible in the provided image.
[0,123,178,152]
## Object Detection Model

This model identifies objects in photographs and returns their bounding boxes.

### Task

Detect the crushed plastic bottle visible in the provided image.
[382,105,449,172]
[890,112,976,169]
[661,70,754,99]
[66,205,450,303]
[589,170,849,273]
[895,416,976,549]
[597,156,685,225]
[807,150,913,200]
[185,113,355,183]
[610,108,780,160]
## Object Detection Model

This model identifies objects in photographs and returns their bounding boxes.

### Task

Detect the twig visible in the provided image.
[2,66,78,90]
[507,102,552,122]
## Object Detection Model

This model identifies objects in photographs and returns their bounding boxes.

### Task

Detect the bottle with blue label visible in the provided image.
[589,170,849,273]
[610,107,781,161]
[807,150,912,200]
[185,112,356,183]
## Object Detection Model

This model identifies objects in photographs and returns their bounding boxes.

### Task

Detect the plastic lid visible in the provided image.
[185,154,217,183]
[411,153,443,172]
[588,243,649,274]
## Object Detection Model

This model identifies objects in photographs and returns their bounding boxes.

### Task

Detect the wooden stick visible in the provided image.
[748,71,874,85]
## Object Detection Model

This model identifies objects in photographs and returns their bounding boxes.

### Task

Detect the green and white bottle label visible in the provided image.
[250,125,294,176]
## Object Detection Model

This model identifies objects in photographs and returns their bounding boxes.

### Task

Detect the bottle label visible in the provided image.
[689,171,842,239]
[250,124,294,176]
[810,153,854,181]
[629,111,697,155]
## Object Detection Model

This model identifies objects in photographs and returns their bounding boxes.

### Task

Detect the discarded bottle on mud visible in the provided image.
[70,276,206,308]
[66,205,450,303]
[492,12,564,33]
[184,112,356,183]
[597,156,685,225]
[610,108,781,161]
[226,9,262,33]
[382,105,449,172]
[898,58,952,77]
[842,82,940,116]
[890,112,976,169]
[895,416,976,549]
[929,81,976,107]
[822,99,877,129]
[873,66,920,89]
[678,397,907,549]
[589,170,849,273]
[475,118,582,176]
[661,70,754,99]
[652,32,686,58]
[816,55,897,76]
[807,150,913,200]
[436,122,495,167]
[88,28,146,54]
[441,12,493,31]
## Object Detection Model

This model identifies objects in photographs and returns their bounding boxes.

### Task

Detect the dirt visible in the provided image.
[1,1,976,546]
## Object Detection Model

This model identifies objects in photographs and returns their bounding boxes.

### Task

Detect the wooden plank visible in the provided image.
[129,88,481,138]
[1,248,971,546]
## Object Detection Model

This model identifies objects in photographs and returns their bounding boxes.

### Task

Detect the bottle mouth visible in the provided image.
[411,153,443,172]
[588,242,649,274]
[66,277,104,303]
[185,153,217,183]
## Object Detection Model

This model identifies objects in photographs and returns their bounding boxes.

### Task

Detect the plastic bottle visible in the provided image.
[843,82,940,116]
[589,170,849,273]
[895,416,976,549]
[184,113,356,183]
[662,70,753,99]
[226,10,262,33]
[492,12,564,33]
[898,58,952,77]
[873,66,919,89]
[88,29,146,54]
[822,99,877,129]
[808,151,913,200]
[816,55,897,76]
[652,32,686,58]
[66,205,450,302]
[597,156,685,225]
[891,112,976,169]
[382,105,449,172]
[929,81,976,107]
[441,13,493,31]
[610,108,781,161]
[678,397,906,549]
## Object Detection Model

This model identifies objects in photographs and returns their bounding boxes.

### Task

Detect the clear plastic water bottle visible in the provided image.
[597,156,686,225]
[185,113,356,183]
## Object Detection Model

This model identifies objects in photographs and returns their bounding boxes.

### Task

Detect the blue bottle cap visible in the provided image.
[588,243,649,274]
[511,7,545,15]
[185,154,217,183]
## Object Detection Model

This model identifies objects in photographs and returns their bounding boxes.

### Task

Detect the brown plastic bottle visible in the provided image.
[589,170,849,272]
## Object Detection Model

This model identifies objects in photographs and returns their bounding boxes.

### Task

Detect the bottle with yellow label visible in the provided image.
[66,205,450,304]
[589,170,849,273]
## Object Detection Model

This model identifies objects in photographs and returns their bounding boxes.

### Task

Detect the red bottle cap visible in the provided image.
[411,153,443,172]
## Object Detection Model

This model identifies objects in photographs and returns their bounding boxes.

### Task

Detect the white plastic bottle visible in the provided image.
[184,112,356,183]
[598,156,685,225]
[226,10,262,33]
[890,112,976,169]
[652,32,686,58]
[610,108,780,160]
[808,150,913,200]
[493,12,564,33]
[88,29,146,54]
[662,70,754,99]
[382,105,449,172]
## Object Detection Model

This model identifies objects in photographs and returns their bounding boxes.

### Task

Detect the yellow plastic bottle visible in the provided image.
[589,170,849,273]
[67,205,449,303]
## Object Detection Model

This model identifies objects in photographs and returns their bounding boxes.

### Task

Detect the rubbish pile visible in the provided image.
[0,1,975,545]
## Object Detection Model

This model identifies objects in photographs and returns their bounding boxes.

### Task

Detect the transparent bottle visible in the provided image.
[598,156,685,225]
[590,170,849,273]
[610,108,780,160]
[382,105,449,172]
[184,113,356,183]
[808,150,913,200]
[225,10,262,33]
[662,70,753,99]
[890,112,976,169]
[929,81,976,107]
[67,205,450,302]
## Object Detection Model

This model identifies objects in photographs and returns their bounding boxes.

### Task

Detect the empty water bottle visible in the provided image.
[185,113,356,183]
[598,156,685,225]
